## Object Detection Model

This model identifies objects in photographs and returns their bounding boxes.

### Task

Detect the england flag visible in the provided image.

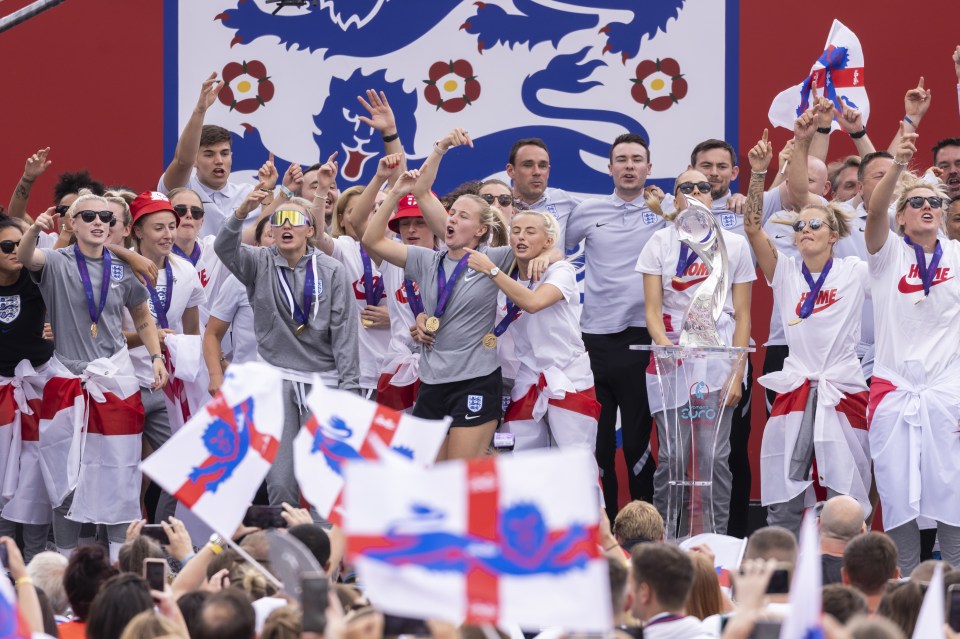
[768,19,869,131]
[345,448,610,631]
[141,361,283,537]
[782,512,823,639]
[295,383,448,526]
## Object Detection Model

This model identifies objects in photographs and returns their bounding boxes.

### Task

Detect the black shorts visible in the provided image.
[413,368,503,427]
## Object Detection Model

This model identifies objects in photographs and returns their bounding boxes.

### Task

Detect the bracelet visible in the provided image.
[180,551,196,567]
[432,142,448,156]
[751,170,768,176]
[903,115,916,127]
[258,187,272,193]
[850,128,867,139]
[382,131,400,143]
[893,158,909,167]
[279,184,294,199]
[15,576,32,587]
[816,126,831,135]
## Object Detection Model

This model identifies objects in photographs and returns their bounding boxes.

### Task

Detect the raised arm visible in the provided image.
[240,153,281,245]
[887,77,930,155]
[6,147,51,221]
[769,139,793,190]
[782,108,820,211]
[17,210,55,271]
[214,190,268,281]
[463,248,563,313]
[837,102,875,157]
[808,91,834,163]
[161,73,223,191]
[357,90,406,186]
[868,122,915,255]
[412,128,473,238]
[361,169,415,269]
[744,130,779,282]
[346,152,402,241]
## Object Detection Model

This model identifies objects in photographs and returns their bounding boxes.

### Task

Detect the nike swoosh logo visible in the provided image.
[794,296,843,316]
[671,276,708,291]
[774,234,786,239]
[596,222,609,227]
[897,275,954,294]
[110,283,121,289]
[464,271,484,282]
[464,414,483,420]
[859,227,865,233]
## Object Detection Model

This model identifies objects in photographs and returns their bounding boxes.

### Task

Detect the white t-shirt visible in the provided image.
[833,203,875,363]
[868,229,960,379]
[380,261,420,365]
[209,273,257,364]
[157,171,255,238]
[331,235,390,389]
[126,254,206,385]
[507,261,585,374]
[635,226,756,343]
[763,217,801,347]
[772,254,868,380]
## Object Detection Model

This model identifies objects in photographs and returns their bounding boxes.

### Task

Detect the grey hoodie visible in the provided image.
[215,213,360,391]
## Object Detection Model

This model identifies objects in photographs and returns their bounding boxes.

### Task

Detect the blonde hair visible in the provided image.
[261,605,302,639]
[166,187,202,206]
[893,171,949,236]
[228,562,277,601]
[66,191,108,219]
[118,611,186,639]
[512,209,559,244]
[102,190,133,229]
[455,194,508,247]
[333,186,364,238]
[770,202,853,247]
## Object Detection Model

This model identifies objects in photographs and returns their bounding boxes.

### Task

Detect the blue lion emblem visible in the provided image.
[363,501,594,575]
[797,45,851,117]
[311,415,414,476]
[187,397,255,493]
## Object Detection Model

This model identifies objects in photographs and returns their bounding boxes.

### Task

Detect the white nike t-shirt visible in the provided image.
[380,261,420,365]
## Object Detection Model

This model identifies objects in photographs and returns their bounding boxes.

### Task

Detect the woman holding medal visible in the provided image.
[464,210,601,458]
[742,120,872,537]
[862,123,960,574]
[17,195,167,559]
[215,190,360,506]
[637,168,755,535]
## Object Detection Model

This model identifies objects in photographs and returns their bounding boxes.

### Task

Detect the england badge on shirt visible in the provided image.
[110,263,125,282]
[719,213,737,229]
[0,295,20,324]
[642,211,658,225]
[467,394,483,413]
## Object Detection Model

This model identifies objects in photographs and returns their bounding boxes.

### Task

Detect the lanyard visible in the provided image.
[435,253,470,318]
[904,235,943,298]
[172,242,201,266]
[74,244,110,327]
[797,258,833,319]
[360,246,384,306]
[146,258,174,329]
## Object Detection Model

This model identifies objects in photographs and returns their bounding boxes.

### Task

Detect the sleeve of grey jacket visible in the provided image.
[213,213,258,283]
[329,261,361,392]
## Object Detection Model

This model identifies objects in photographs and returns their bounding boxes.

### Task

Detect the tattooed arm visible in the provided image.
[7,147,52,221]
[744,129,779,283]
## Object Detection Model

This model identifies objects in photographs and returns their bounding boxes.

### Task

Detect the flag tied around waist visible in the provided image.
[140,361,283,538]
[295,383,449,527]
[345,448,611,632]
[768,19,869,131]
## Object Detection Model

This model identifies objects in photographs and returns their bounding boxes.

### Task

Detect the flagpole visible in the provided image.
[223,536,284,591]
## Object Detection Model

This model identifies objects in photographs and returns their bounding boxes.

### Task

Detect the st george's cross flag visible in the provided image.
[782,512,824,639]
[141,361,283,537]
[295,383,449,526]
[768,20,869,131]
[345,448,610,631]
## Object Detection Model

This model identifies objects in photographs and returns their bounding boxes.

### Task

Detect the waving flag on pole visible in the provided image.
[782,511,823,639]
[141,361,283,537]
[295,383,449,526]
[768,19,869,131]
[345,448,610,632]
[0,571,31,639]
[911,562,945,639]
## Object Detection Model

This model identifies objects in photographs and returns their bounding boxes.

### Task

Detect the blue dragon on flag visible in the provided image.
[311,415,413,476]
[187,396,255,492]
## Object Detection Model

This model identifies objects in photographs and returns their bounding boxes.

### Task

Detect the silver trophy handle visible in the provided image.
[674,199,730,347]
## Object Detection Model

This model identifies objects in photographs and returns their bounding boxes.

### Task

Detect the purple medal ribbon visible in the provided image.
[279,260,315,326]
[74,243,111,329]
[644,614,685,628]
[434,253,470,319]
[172,242,201,266]
[493,269,523,337]
[360,246,384,306]
[403,279,424,316]
[797,258,833,319]
[675,244,699,278]
[904,235,943,297]
[146,258,175,329]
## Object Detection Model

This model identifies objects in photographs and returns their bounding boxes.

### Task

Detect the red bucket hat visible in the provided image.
[130,191,179,227]
[388,193,425,233]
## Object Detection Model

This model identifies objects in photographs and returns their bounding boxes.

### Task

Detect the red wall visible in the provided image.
[2,0,957,498]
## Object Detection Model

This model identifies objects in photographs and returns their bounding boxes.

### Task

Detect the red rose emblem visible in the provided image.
[423,59,481,113]
[630,57,687,112]
[218,60,275,114]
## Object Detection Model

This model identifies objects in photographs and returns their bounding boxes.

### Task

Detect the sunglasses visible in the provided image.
[75,210,117,227]
[270,209,312,227]
[55,204,70,216]
[480,193,514,207]
[677,181,712,195]
[792,218,825,232]
[173,204,205,219]
[0,240,19,254]
[904,196,944,210]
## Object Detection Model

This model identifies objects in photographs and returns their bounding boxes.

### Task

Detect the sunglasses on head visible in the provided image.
[480,193,514,207]
[270,209,312,227]
[0,240,19,254]
[905,195,943,210]
[792,218,825,232]
[54,204,70,216]
[173,204,205,219]
[75,210,117,227]
[677,181,712,195]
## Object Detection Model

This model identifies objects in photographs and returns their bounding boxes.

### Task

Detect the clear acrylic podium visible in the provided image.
[634,345,753,542]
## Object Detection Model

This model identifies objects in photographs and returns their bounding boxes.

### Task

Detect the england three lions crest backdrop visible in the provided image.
[163,0,738,196]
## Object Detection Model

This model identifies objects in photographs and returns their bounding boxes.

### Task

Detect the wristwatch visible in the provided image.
[150,353,166,363]
[279,184,294,199]
[208,533,225,554]
[488,267,500,279]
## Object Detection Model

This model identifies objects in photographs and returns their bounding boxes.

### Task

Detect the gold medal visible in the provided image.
[915,295,926,305]
[361,319,374,328]
[787,317,803,326]
[672,275,684,284]
[425,316,440,333]
[482,333,497,349]
[90,322,98,338]
[295,324,307,336]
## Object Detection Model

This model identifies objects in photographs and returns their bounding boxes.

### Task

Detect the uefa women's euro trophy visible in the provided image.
[639,199,753,541]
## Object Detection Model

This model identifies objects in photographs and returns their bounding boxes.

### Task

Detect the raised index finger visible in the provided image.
[761,128,768,144]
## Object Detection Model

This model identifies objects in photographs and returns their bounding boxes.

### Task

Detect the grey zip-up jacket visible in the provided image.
[215,213,360,391]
